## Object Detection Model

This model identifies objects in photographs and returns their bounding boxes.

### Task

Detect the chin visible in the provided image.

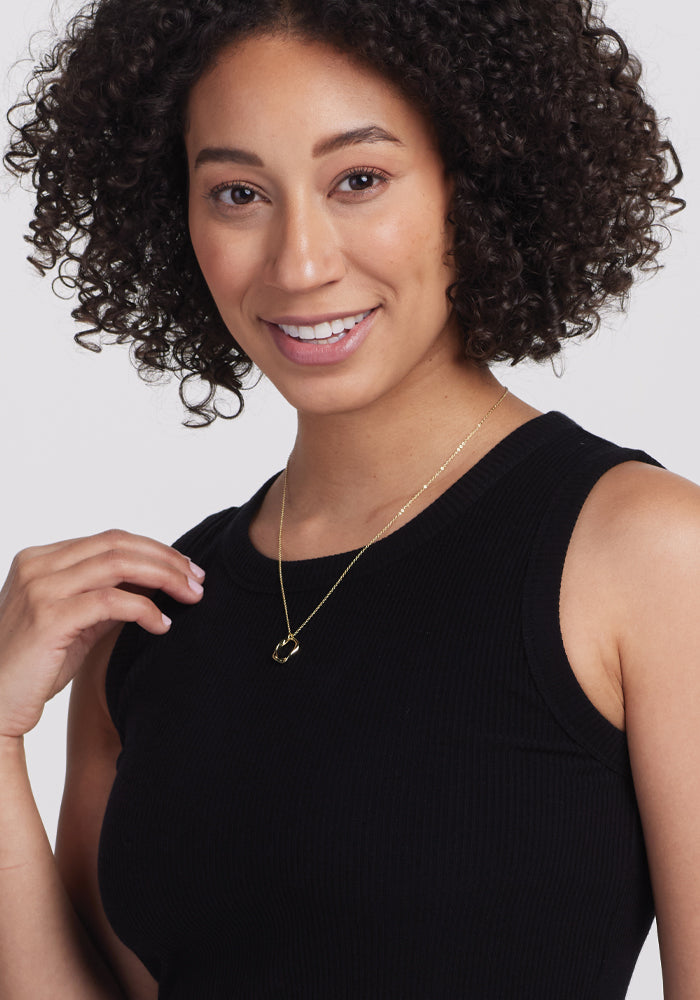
[274,378,387,419]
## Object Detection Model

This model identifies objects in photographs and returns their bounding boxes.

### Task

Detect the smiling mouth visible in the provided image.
[272,308,375,344]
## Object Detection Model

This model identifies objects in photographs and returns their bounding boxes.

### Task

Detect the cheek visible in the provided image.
[189,215,255,308]
[354,196,453,286]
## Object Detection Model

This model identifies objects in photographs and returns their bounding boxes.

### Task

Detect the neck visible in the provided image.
[285,363,509,525]
[248,354,541,561]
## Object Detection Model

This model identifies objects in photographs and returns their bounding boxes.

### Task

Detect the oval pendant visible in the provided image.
[273,635,300,663]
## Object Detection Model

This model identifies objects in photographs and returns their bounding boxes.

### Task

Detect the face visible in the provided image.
[185,32,459,417]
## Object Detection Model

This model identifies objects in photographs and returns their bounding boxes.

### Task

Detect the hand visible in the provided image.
[0,529,205,739]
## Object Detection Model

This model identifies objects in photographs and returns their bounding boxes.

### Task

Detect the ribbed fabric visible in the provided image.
[98,411,662,999]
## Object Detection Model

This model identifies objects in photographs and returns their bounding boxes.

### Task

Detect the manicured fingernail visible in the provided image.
[188,559,206,579]
[162,614,172,628]
[188,577,204,595]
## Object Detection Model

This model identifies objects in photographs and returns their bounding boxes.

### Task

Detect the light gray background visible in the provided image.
[1,2,697,995]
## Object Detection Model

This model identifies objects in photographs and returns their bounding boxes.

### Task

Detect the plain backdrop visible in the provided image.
[1,1,697,996]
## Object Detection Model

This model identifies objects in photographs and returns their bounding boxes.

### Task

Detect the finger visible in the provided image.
[12,529,203,584]
[53,588,174,638]
[31,550,205,607]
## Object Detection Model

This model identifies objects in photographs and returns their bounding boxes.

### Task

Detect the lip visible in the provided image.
[264,308,375,326]
[264,307,379,367]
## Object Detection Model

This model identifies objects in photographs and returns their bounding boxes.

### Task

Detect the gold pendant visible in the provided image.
[273,635,300,663]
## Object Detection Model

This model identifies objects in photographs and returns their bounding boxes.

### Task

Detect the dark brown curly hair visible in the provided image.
[4,0,684,426]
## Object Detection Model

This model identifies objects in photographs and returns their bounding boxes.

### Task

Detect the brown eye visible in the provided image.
[346,173,374,190]
[228,185,257,204]
[336,169,389,195]
[208,182,263,209]
[220,184,257,205]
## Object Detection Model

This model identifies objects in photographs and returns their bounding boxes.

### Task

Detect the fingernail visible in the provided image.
[188,559,206,579]
[162,614,172,628]
[188,577,204,595]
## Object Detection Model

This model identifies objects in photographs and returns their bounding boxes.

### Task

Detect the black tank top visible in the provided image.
[98,411,662,999]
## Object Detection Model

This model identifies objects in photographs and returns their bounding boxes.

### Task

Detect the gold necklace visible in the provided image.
[272,386,509,663]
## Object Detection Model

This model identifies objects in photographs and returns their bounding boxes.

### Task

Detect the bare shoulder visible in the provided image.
[56,624,158,1000]
[574,459,700,653]
[580,458,700,547]
[570,459,700,996]
[560,459,700,731]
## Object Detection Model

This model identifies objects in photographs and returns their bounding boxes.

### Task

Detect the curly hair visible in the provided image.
[4,0,684,426]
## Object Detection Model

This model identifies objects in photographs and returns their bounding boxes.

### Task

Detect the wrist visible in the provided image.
[0,733,26,759]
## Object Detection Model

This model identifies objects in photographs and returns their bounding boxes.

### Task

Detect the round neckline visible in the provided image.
[220,411,576,594]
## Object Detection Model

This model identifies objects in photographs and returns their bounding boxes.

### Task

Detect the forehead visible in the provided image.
[184,33,434,150]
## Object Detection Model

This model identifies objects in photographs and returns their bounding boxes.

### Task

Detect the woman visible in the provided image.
[0,1,695,997]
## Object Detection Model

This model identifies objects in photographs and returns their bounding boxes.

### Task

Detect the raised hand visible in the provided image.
[0,529,205,739]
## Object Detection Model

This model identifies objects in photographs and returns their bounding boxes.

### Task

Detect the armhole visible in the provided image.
[104,504,238,743]
[522,444,665,776]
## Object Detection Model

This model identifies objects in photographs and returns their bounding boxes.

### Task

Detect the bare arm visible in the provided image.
[0,724,125,999]
[591,462,700,999]
[0,530,205,998]
[54,625,158,1000]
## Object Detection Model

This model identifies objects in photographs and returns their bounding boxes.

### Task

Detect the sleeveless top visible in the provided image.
[98,411,663,999]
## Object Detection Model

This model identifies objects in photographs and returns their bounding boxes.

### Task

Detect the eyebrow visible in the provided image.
[193,124,403,169]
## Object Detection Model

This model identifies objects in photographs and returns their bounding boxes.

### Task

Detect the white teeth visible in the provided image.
[278,309,372,340]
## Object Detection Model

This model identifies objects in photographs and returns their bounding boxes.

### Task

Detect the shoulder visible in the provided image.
[587,457,700,523]
[566,458,700,639]
[574,459,700,594]
[575,460,700,993]
[171,504,239,557]
[558,458,700,729]
[588,459,700,694]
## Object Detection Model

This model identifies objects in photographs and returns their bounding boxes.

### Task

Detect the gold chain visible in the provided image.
[272,386,509,662]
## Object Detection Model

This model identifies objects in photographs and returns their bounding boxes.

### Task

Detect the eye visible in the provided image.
[335,168,389,196]
[207,181,265,209]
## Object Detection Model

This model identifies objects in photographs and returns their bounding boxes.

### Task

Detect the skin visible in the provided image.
[1,29,699,1000]
[185,32,464,422]
[184,32,541,557]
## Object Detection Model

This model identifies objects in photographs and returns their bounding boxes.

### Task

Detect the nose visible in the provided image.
[263,196,346,292]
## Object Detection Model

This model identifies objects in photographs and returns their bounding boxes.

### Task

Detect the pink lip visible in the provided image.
[265,307,378,367]
[264,308,374,326]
